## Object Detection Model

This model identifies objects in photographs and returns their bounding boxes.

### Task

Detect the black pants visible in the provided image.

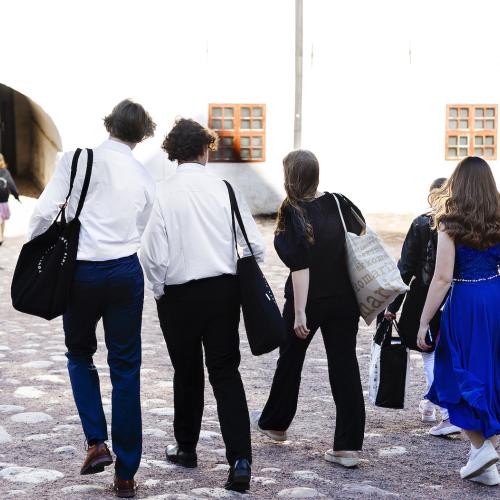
[156,274,251,465]
[259,298,365,451]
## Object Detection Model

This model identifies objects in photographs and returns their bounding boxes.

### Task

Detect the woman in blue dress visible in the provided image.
[417,156,500,487]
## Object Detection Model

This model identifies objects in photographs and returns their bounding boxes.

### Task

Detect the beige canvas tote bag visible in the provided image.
[332,194,409,325]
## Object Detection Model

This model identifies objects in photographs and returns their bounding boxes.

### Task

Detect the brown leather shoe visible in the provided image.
[113,475,138,498]
[80,442,113,475]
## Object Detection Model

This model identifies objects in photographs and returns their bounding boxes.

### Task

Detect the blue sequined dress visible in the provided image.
[427,243,500,437]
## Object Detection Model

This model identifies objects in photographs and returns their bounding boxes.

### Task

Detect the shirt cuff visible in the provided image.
[152,284,165,299]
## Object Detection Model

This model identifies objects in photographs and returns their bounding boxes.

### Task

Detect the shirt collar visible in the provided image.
[99,138,133,155]
[176,162,207,173]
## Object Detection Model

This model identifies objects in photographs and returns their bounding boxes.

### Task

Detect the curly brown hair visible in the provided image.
[104,99,156,143]
[162,118,218,162]
[275,149,320,244]
[429,156,500,249]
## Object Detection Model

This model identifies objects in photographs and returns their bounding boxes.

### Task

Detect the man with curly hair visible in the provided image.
[141,118,265,492]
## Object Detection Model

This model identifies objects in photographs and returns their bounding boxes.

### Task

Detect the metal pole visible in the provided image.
[294,0,303,149]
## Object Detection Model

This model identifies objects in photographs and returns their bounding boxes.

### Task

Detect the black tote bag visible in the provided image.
[224,181,285,355]
[368,319,409,409]
[11,149,93,320]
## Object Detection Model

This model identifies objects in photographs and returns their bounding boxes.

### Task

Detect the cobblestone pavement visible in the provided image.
[0,217,498,499]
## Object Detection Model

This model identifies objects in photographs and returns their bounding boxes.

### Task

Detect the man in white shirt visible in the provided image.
[28,99,156,498]
[140,118,265,492]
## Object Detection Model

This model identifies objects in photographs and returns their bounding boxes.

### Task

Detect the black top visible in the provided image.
[387,213,437,314]
[274,192,364,313]
[0,168,19,203]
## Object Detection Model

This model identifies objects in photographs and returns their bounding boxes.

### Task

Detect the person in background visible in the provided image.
[385,177,461,436]
[418,157,500,487]
[254,149,366,468]
[28,99,156,498]
[140,118,265,492]
[0,153,20,245]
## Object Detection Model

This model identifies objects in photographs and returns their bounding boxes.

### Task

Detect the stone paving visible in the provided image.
[0,217,498,499]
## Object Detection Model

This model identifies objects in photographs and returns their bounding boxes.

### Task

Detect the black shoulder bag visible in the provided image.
[224,181,285,355]
[11,149,93,320]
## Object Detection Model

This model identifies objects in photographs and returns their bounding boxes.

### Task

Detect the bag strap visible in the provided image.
[223,180,254,258]
[387,319,406,346]
[59,148,93,224]
[60,148,82,224]
[392,319,401,336]
[331,193,366,233]
[331,193,348,233]
[74,149,93,219]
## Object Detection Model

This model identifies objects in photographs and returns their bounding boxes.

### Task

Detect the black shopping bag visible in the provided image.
[224,181,285,355]
[368,319,409,409]
[11,149,93,320]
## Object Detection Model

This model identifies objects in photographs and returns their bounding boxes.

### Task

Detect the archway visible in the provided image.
[0,83,62,196]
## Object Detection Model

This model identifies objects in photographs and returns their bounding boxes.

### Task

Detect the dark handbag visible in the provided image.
[398,280,439,352]
[369,319,409,409]
[224,181,285,355]
[11,149,93,320]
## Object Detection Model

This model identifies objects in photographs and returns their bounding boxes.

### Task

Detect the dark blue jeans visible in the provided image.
[63,254,143,480]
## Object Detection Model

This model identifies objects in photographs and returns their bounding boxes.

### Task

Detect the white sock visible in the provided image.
[421,351,434,392]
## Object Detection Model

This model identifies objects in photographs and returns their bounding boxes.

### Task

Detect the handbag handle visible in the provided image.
[385,319,405,346]
[74,149,93,219]
[59,148,82,224]
[331,193,366,234]
[223,180,254,258]
[59,148,93,224]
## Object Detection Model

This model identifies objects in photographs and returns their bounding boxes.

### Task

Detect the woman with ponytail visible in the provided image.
[255,149,366,468]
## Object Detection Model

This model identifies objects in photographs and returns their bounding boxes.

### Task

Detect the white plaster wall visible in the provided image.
[302,0,500,213]
[1,0,294,213]
[1,0,499,214]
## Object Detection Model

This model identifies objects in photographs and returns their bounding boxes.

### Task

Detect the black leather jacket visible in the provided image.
[0,168,19,203]
[388,213,437,313]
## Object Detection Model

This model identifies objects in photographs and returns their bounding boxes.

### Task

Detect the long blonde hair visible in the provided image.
[276,149,320,244]
[429,156,500,249]
[0,154,7,169]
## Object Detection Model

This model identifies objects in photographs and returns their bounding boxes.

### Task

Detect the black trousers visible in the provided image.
[156,274,251,465]
[259,297,365,451]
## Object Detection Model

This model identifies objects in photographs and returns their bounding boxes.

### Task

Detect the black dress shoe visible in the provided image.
[225,458,251,492]
[165,444,197,468]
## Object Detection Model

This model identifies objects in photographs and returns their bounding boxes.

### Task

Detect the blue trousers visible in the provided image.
[63,254,143,480]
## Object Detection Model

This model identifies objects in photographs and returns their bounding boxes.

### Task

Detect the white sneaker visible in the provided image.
[460,440,499,479]
[419,399,437,423]
[250,410,287,442]
[469,465,500,486]
[429,420,461,436]
[324,449,360,468]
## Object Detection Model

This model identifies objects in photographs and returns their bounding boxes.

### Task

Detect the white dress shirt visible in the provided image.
[28,139,156,261]
[140,163,265,298]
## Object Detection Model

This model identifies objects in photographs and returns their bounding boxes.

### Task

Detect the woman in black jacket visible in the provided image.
[385,178,460,436]
[0,153,20,245]
[256,149,365,468]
